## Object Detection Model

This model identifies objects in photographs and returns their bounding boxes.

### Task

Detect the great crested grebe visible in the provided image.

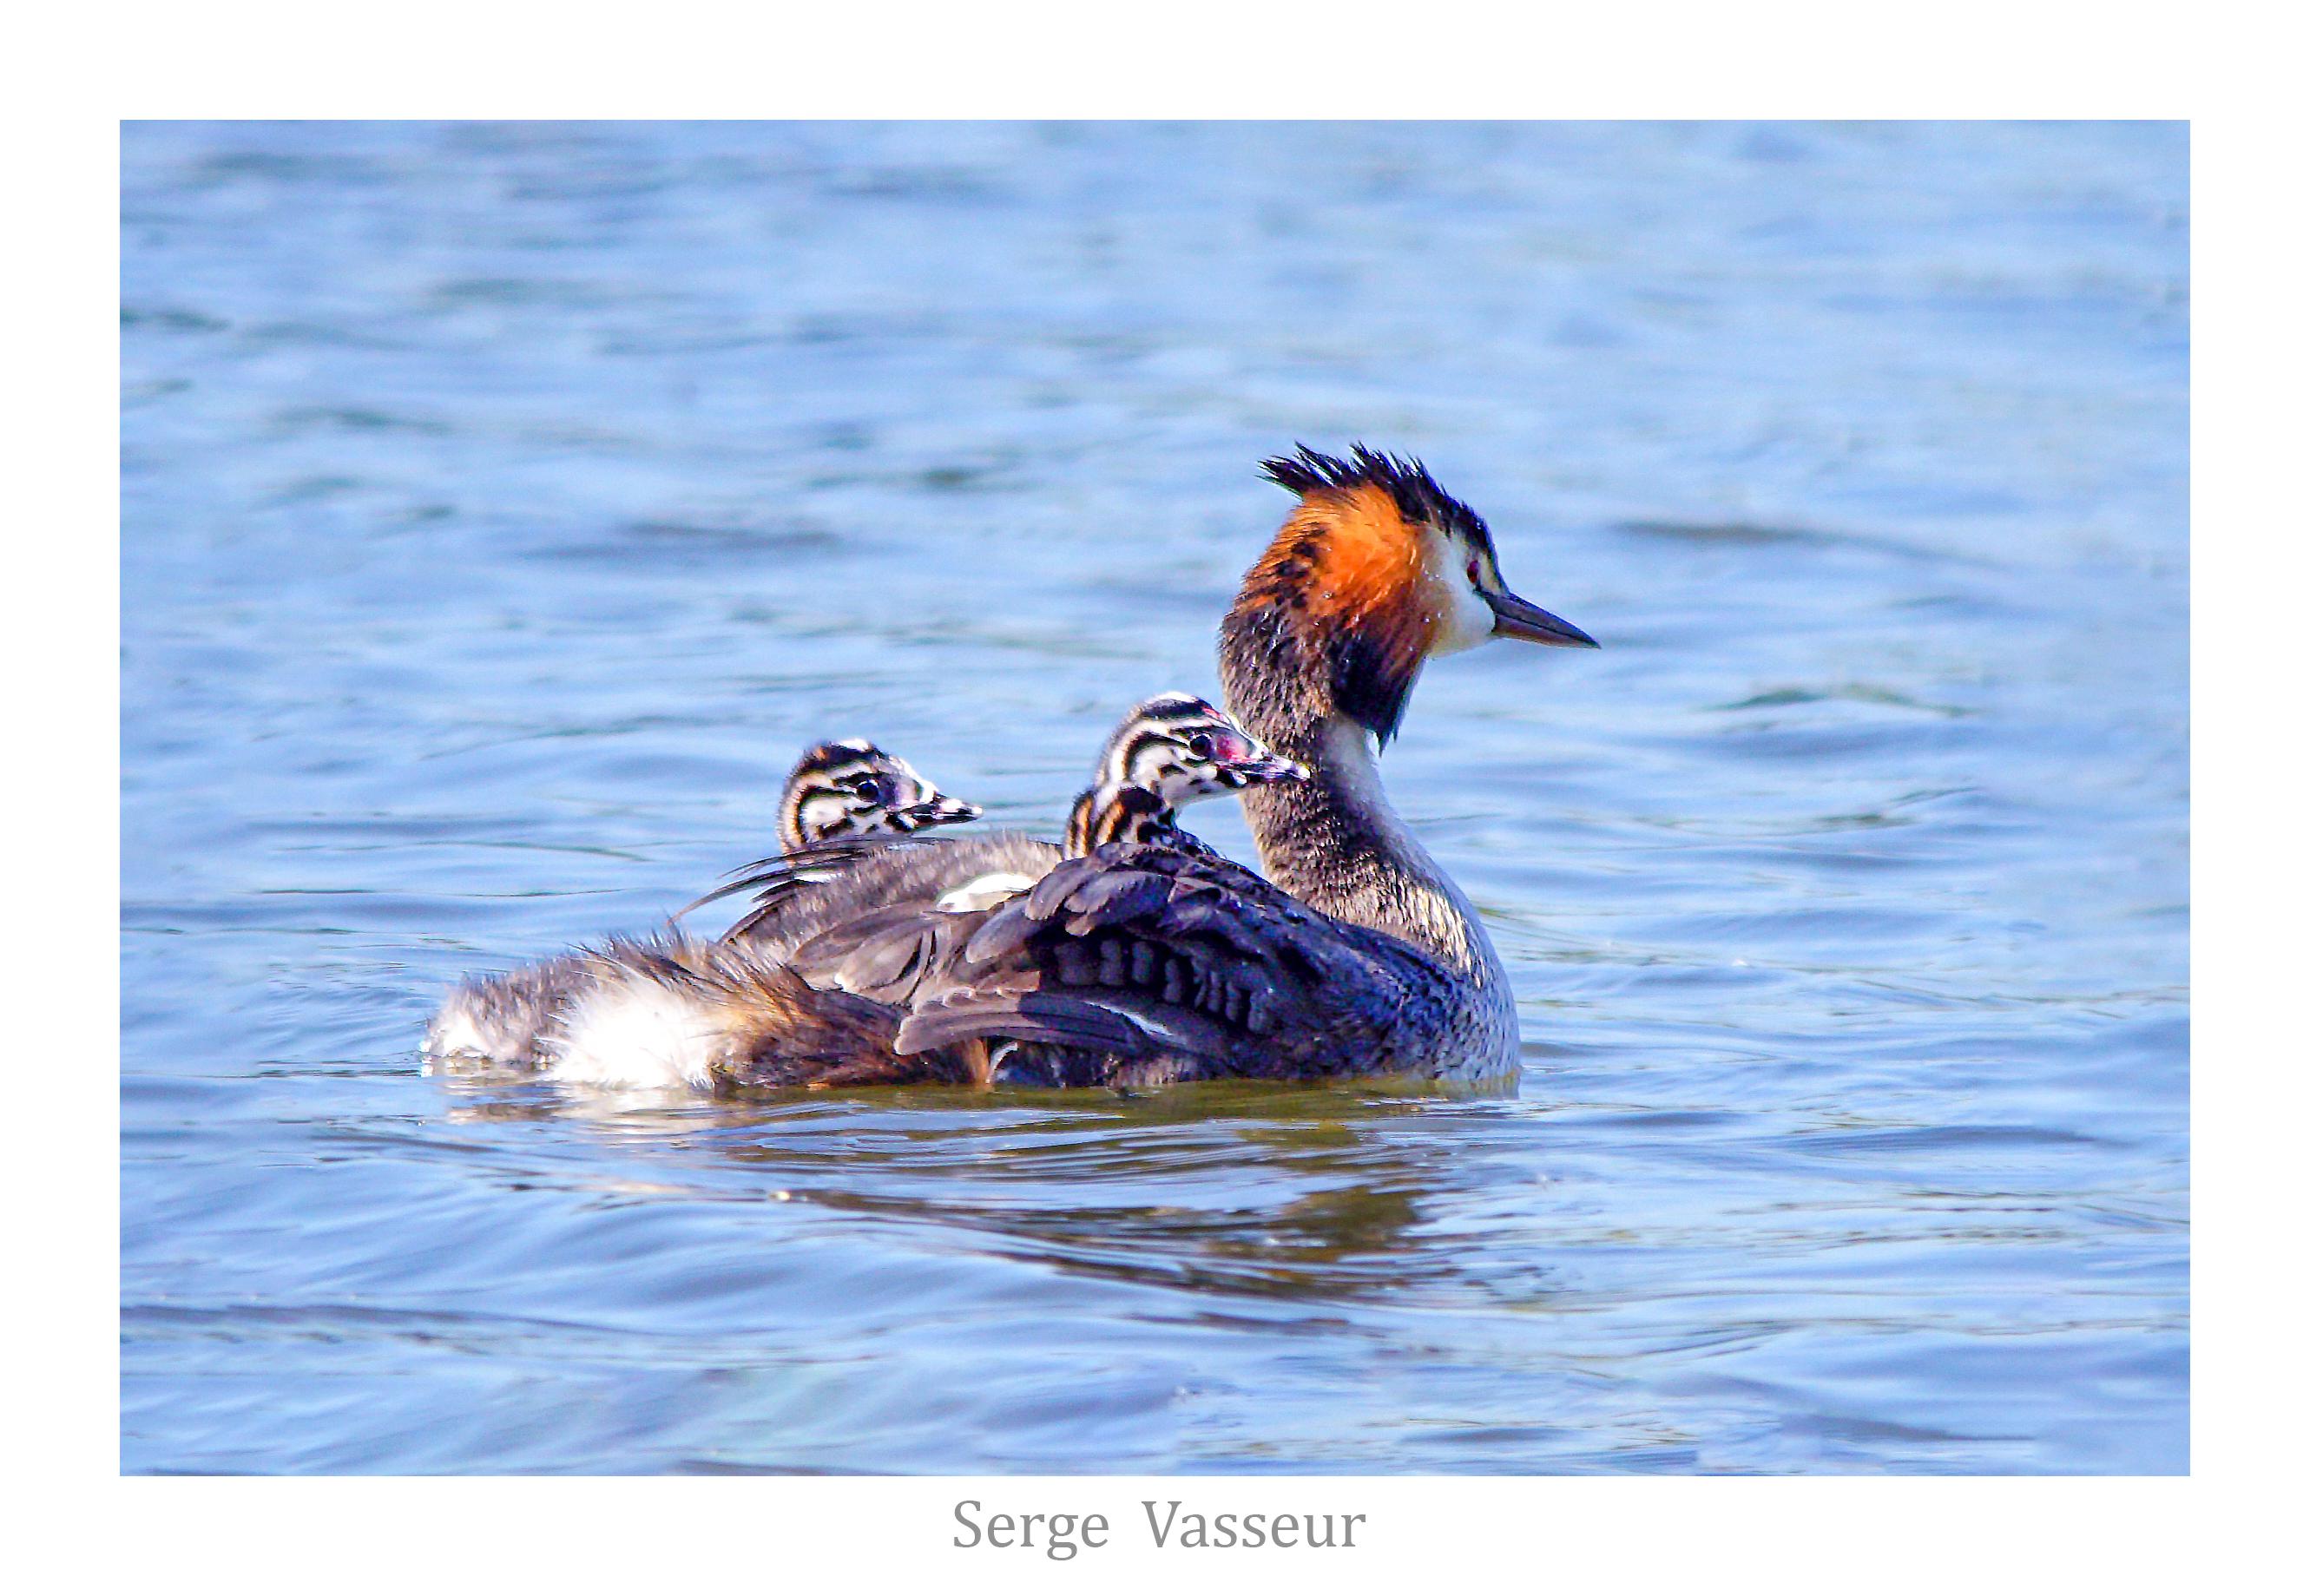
[422,739,979,1065]
[531,445,1596,1089]
[803,446,1598,1085]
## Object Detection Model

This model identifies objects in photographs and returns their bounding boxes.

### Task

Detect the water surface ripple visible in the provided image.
[122,121,2187,1474]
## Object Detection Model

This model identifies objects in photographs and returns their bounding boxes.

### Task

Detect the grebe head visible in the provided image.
[1222,444,1597,747]
[780,739,981,852]
[1066,696,1307,855]
[1090,692,1309,805]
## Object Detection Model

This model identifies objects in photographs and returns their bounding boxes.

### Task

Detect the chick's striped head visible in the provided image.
[779,739,981,853]
[1065,694,1307,855]
[1090,693,1308,806]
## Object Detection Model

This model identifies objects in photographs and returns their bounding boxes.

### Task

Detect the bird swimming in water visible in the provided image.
[515,445,1596,1089]
[422,739,980,1067]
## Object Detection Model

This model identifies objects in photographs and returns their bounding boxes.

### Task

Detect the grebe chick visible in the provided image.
[777,739,980,853]
[1063,692,1306,856]
[929,693,1301,915]
[422,740,978,1067]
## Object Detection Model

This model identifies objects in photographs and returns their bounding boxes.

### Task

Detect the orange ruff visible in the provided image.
[1245,480,1438,683]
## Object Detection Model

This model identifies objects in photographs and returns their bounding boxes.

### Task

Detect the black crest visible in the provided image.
[1259,443,1496,557]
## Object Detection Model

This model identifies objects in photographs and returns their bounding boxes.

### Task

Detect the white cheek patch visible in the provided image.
[1422,528,1496,655]
[1436,576,1494,654]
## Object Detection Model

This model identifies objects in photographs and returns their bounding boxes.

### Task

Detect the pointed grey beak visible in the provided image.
[1487,588,1599,648]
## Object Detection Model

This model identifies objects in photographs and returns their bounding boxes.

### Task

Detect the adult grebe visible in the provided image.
[422,739,979,1065]
[867,445,1598,1084]
[539,446,1596,1089]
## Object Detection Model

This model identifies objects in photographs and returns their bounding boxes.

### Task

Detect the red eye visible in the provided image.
[1465,557,1481,584]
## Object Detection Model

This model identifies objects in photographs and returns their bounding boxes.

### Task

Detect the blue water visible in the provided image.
[121,122,2188,1473]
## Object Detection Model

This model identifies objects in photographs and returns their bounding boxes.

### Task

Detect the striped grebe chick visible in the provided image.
[927,693,1301,916]
[422,740,979,1067]
[1063,693,1306,856]
[779,738,981,851]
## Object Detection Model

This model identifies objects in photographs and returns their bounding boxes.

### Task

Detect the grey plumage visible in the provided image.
[715,831,1063,953]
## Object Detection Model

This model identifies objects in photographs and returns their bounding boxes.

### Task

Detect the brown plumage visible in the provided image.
[1241,481,1438,688]
[549,932,985,1090]
[1235,488,1432,746]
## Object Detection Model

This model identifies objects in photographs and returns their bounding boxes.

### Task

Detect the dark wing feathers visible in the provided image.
[1056,862,1175,927]
[787,903,984,1009]
[680,835,967,944]
[648,830,1445,1086]
[903,995,1149,1054]
[885,840,1453,1078]
[676,837,905,923]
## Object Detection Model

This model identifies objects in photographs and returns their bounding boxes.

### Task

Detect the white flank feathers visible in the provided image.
[541,972,724,1091]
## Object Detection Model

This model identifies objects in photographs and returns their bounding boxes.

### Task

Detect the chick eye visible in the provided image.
[1186,733,1214,761]
[852,777,885,805]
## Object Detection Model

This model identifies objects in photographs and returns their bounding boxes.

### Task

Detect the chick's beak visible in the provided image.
[1486,588,1600,648]
[903,797,982,830]
[1223,752,1312,788]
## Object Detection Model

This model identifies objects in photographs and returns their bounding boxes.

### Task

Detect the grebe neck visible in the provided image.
[1230,709,1501,981]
